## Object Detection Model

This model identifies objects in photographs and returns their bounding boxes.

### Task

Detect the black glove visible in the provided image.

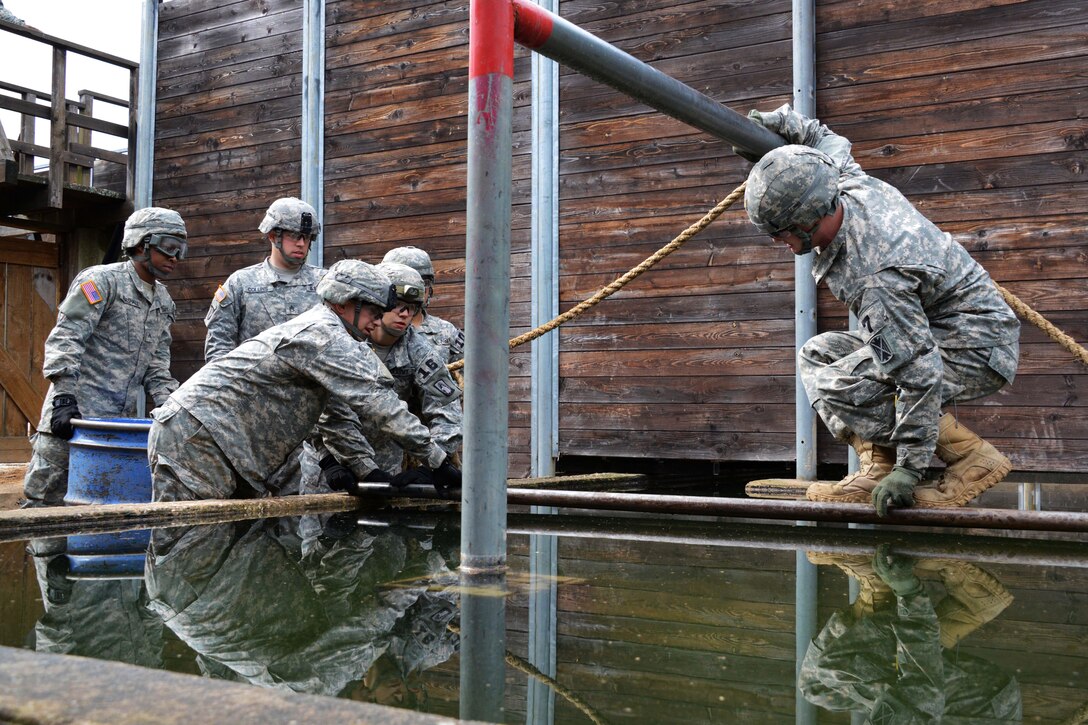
[872,465,923,516]
[363,468,393,483]
[390,467,437,489]
[50,393,80,440]
[433,456,462,498]
[319,454,357,493]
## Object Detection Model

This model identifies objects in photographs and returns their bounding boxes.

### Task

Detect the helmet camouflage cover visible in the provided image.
[744,145,840,235]
[122,207,186,251]
[316,259,396,310]
[376,262,426,304]
[258,197,321,237]
[381,246,434,280]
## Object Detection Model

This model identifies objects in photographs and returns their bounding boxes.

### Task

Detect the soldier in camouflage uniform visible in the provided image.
[203,197,325,362]
[800,547,1021,722]
[743,105,1020,515]
[148,259,461,501]
[304,262,462,495]
[381,246,464,365]
[22,208,185,507]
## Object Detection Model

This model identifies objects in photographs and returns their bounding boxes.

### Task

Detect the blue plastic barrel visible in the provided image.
[64,417,153,505]
[64,417,153,571]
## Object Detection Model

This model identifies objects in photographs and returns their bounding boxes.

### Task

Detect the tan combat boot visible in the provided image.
[806,435,895,503]
[807,551,895,616]
[913,414,1011,508]
[915,559,1013,647]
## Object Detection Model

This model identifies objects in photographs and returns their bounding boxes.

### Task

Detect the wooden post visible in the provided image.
[48,46,66,208]
[126,67,138,205]
[19,91,36,175]
[71,93,92,186]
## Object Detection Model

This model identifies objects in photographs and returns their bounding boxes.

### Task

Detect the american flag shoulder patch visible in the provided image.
[213,284,228,304]
[79,280,103,305]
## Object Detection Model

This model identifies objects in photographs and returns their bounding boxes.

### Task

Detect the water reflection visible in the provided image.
[801,544,1022,722]
[26,536,164,669]
[144,514,459,701]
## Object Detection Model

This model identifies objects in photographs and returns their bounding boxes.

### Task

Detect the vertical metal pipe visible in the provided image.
[134,0,157,209]
[301,0,325,267]
[792,2,819,724]
[460,571,508,722]
[463,0,513,574]
[530,2,560,480]
[528,3,560,721]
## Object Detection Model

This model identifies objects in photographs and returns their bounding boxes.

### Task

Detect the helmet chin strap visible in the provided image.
[332,300,369,341]
[272,232,308,269]
[133,248,170,279]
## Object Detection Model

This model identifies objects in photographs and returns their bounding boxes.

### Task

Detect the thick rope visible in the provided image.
[447,181,748,373]
[996,284,1088,368]
[447,181,1088,375]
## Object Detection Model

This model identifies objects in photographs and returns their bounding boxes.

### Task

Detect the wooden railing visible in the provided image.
[0,18,138,206]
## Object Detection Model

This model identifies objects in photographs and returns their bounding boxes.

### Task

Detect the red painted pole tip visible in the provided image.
[470,0,515,79]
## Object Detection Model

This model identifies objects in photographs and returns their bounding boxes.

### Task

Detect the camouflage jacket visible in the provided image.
[39,260,178,431]
[418,312,464,365]
[167,304,444,483]
[203,259,324,362]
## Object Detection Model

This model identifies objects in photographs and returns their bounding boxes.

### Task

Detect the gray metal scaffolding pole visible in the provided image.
[134,0,157,209]
[301,0,325,267]
[513,0,785,158]
[463,0,514,575]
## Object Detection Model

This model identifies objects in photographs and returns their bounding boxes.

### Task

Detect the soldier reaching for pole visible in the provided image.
[21,208,186,507]
[741,105,1020,515]
[148,259,460,502]
[303,262,462,498]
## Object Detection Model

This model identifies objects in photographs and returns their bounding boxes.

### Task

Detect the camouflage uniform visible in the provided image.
[762,105,1020,470]
[29,539,164,669]
[418,313,465,365]
[304,326,462,487]
[203,260,324,362]
[24,261,179,505]
[145,518,458,697]
[800,554,1021,722]
[149,304,445,501]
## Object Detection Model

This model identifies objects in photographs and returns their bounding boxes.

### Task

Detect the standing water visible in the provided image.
[1,500,1087,723]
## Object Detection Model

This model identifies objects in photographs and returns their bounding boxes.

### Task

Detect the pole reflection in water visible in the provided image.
[459,569,507,722]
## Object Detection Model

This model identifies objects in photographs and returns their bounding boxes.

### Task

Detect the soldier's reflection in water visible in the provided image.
[26,537,164,668]
[801,544,1022,723]
[144,515,459,701]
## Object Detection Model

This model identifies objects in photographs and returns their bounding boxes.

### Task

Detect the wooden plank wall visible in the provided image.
[0,260,53,462]
[154,0,1087,474]
[554,0,1088,473]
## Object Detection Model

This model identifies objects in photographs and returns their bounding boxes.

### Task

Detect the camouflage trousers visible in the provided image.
[23,432,70,506]
[799,331,1013,445]
[148,403,300,501]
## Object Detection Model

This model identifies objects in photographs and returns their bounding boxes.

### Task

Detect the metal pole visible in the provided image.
[460,571,508,722]
[511,0,785,158]
[462,0,512,568]
[791,3,819,723]
[527,7,560,718]
[134,0,157,209]
[301,0,325,267]
[530,4,560,481]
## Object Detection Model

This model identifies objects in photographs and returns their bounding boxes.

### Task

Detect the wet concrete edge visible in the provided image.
[0,645,481,725]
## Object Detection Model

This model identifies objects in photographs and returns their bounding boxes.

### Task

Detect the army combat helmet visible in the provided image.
[744,145,839,254]
[382,246,434,281]
[259,197,319,269]
[376,261,426,337]
[317,259,397,340]
[122,207,188,278]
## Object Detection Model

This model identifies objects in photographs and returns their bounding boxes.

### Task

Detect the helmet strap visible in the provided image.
[381,321,408,338]
[271,231,307,270]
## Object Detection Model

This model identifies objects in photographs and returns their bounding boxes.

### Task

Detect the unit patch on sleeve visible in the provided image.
[79,280,103,305]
